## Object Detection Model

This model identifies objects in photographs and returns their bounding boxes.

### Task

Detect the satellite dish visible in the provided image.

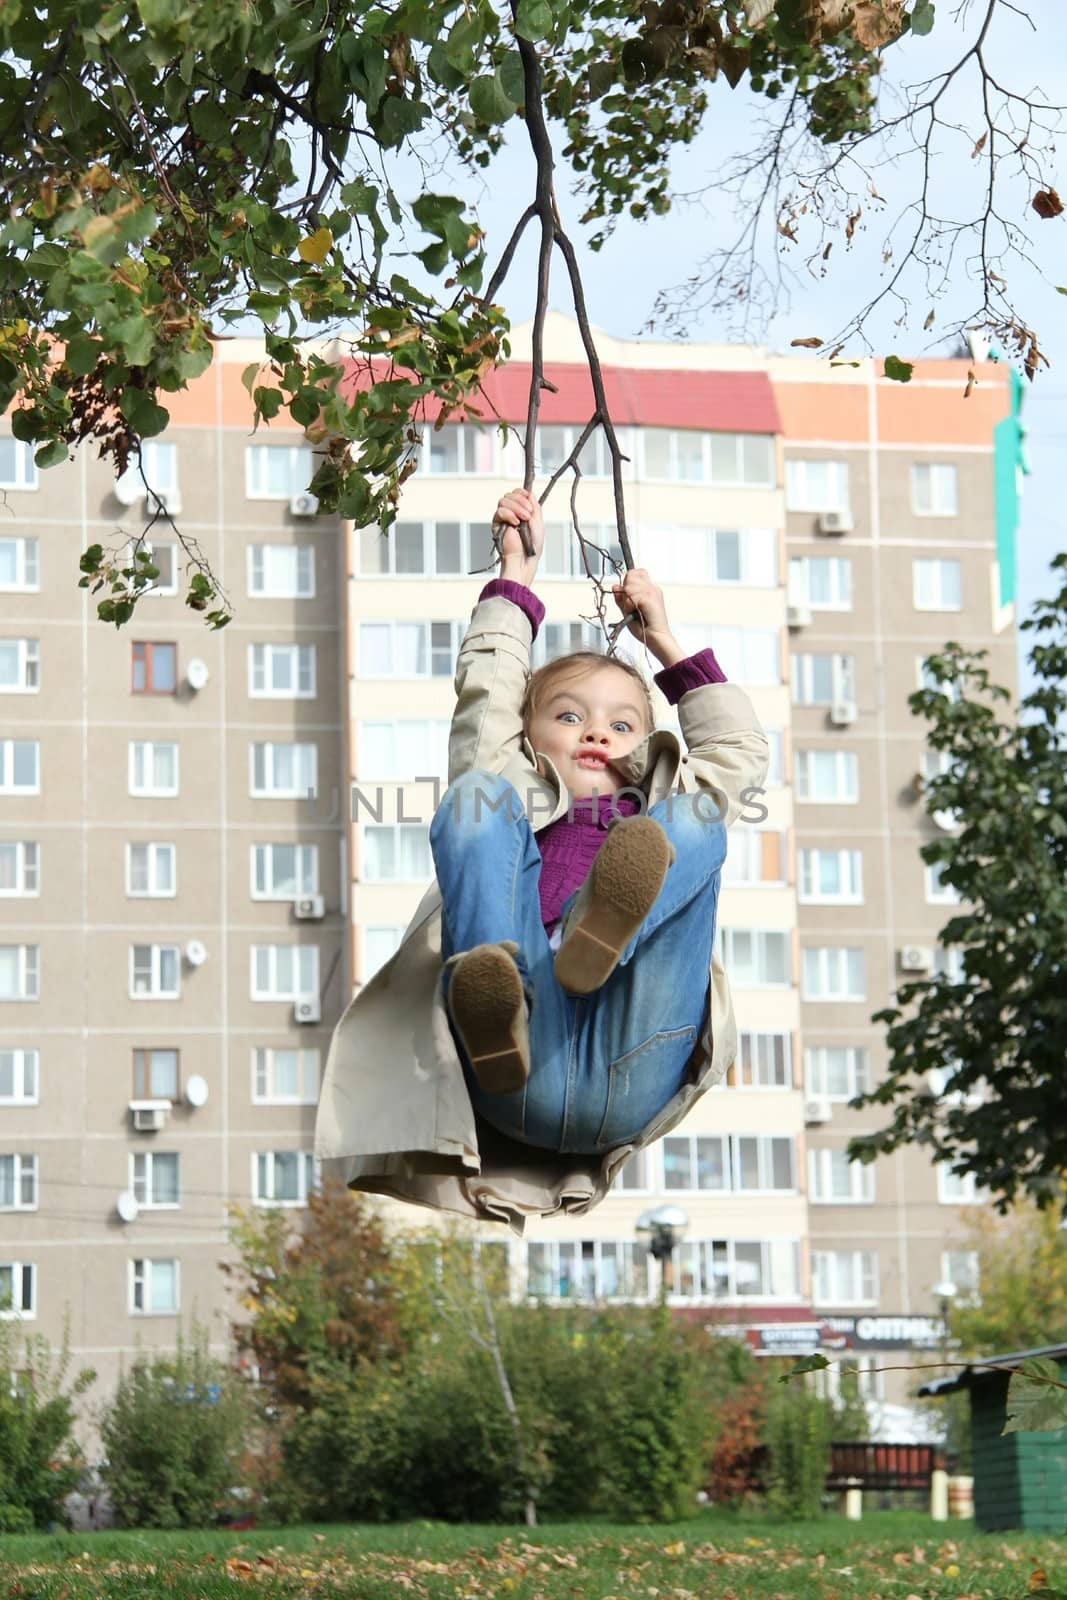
[933,808,961,833]
[185,1074,209,1108]
[186,658,209,691]
[114,468,142,507]
[116,1191,139,1223]
[185,939,208,967]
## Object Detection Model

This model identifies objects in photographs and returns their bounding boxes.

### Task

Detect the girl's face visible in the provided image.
[527,663,650,798]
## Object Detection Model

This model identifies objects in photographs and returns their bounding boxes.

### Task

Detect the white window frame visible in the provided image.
[0,842,39,897]
[357,720,450,782]
[0,1153,38,1211]
[125,842,177,898]
[804,1046,868,1101]
[124,538,178,597]
[918,658,962,703]
[533,425,633,484]
[911,462,959,517]
[0,946,39,1002]
[115,440,179,504]
[791,653,855,706]
[727,1032,792,1090]
[253,1149,318,1206]
[788,555,852,610]
[641,429,776,488]
[812,1249,879,1306]
[129,1257,180,1315]
[129,944,180,999]
[913,558,962,612]
[0,1048,38,1105]
[721,828,786,888]
[795,749,859,804]
[798,847,864,904]
[128,741,179,798]
[250,944,319,1002]
[764,730,785,788]
[809,1147,875,1204]
[937,1166,981,1204]
[718,928,790,988]
[250,742,317,799]
[0,638,39,694]
[0,536,39,591]
[0,739,39,795]
[360,825,433,884]
[925,860,959,904]
[251,843,319,900]
[785,458,850,513]
[802,946,866,1001]
[0,438,38,491]
[131,1150,180,1210]
[421,422,498,476]
[363,925,405,982]
[248,544,315,599]
[252,1047,321,1106]
[669,1237,799,1303]
[133,1048,179,1100]
[940,1248,980,1299]
[663,1132,796,1194]
[358,519,496,578]
[248,642,316,699]
[640,525,777,587]
[525,1238,649,1301]
[612,1149,652,1193]
[357,619,464,679]
[0,1261,35,1318]
[538,520,624,580]
[245,443,314,499]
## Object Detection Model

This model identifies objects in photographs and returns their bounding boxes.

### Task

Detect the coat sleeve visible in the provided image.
[447,595,535,784]
[671,681,770,829]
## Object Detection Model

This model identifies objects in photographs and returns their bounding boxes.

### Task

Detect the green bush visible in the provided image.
[765,1380,834,1519]
[0,1319,94,1530]
[99,1333,248,1528]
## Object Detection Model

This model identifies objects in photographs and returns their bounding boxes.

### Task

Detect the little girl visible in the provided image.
[315,488,768,1223]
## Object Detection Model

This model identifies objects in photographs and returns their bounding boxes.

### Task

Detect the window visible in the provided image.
[115,440,179,503]
[937,1166,980,1204]
[251,843,319,899]
[525,1239,649,1300]
[536,425,633,483]
[363,925,405,981]
[250,742,317,799]
[129,944,180,998]
[646,526,777,587]
[643,430,775,488]
[358,521,495,577]
[805,1046,868,1100]
[764,730,785,788]
[813,1356,884,1403]
[940,1249,979,1298]
[663,1133,795,1192]
[670,1238,799,1301]
[0,1049,38,1104]
[912,463,959,516]
[422,423,497,476]
[798,848,863,904]
[0,537,39,590]
[248,544,315,598]
[721,829,785,887]
[918,658,962,703]
[0,842,38,896]
[675,624,780,686]
[358,721,449,781]
[131,1151,180,1208]
[361,825,433,883]
[0,740,39,794]
[812,1250,879,1305]
[809,1147,874,1203]
[935,945,966,984]
[358,620,464,678]
[251,944,319,1001]
[130,1258,179,1315]
[0,438,38,490]
[0,1154,37,1210]
[125,538,178,596]
[537,521,624,580]
[725,1032,791,1089]
[785,458,850,512]
[792,653,855,706]
[253,1047,320,1105]
[802,946,866,1001]
[129,741,179,797]
[913,558,962,612]
[0,1262,35,1318]
[718,929,790,987]
[795,749,859,803]
[254,1150,317,1205]
[131,641,177,694]
[0,947,39,1001]
[532,621,605,668]
[126,843,176,897]
[925,861,959,904]
[788,556,852,610]
[0,638,39,693]
[248,643,316,698]
[612,1150,650,1191]
[246,444,314,499]
[133,1048,179,1100]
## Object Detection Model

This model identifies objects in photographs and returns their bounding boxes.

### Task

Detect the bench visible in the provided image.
[827,1441,945,1492]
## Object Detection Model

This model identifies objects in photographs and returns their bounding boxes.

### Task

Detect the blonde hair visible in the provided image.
[521,650,655,737]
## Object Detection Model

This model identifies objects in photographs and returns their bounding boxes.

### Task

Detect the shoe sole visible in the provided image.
[449,946,529,1096]
[553,816,673,996]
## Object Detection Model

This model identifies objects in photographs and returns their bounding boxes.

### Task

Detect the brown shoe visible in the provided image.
[448,942,530,1096]
[554,815,675,997]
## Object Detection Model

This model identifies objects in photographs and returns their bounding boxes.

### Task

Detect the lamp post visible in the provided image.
[636,1204,689,1304]
[932,1278,958,1474]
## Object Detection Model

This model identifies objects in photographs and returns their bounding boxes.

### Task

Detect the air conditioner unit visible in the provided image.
[294,997,321,1025]
[804,1098,832,1126]
[817,509,853,535]
[899,944,935,974]
[147,489,181,517]
[129,1099,171,1132]
[786,603,812,630]
[294,894,325,921]
[829,699,858,726]
[289,492,319,517]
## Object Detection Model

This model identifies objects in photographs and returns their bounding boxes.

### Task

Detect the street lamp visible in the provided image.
[636,1204,689,1302]
[932,1279,958,1461]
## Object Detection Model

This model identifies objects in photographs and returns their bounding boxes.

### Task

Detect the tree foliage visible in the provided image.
[850,553,1067,1210]
[948,1191,1067,1358]
[0,1319,94,1532]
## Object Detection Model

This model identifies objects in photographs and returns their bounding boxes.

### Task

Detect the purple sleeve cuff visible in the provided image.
[654,647,728,705]
[478,578,546,639]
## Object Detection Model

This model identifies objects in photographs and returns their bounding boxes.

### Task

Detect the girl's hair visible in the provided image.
[521,650,655,735]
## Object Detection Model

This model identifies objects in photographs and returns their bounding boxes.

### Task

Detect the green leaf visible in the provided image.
[65,336,103,376]
[469,70,518,125]
[111,313,154,367]
[122,388,169,438]
[910,0,935,36]
[779,1354,830,1382]
[514,0,553,41]
[499,49,526,105]
[884,354,914,383]
[33,438,68,469]
[1003,1358,1067,1434]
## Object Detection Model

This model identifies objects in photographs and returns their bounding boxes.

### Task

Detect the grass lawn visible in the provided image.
[0,1511,1064,1600]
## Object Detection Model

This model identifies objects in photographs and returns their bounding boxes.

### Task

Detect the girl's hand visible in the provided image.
[492,489,543,585]
[612,569,686,667]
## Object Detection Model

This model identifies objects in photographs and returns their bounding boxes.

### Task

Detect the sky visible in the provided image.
[419,0,1066,693]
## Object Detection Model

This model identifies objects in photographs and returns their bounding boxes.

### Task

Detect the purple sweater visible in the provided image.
[479,579,727,930]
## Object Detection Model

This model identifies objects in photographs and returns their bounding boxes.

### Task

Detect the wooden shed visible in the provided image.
[919,1344,1067,1532]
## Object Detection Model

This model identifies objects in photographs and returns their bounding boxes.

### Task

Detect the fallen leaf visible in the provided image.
[1029,1571,1049,1592]
[1032,188,1063,218]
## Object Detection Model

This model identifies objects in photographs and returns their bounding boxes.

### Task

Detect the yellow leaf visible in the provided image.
[664,1542,685,1557]
[298,227,333,264]
[945,1564,960,1577]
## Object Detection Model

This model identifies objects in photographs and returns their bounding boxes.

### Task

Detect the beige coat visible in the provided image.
[315,595,768,1231]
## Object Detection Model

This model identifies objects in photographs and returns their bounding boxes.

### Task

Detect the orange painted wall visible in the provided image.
[773,381,869,442]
